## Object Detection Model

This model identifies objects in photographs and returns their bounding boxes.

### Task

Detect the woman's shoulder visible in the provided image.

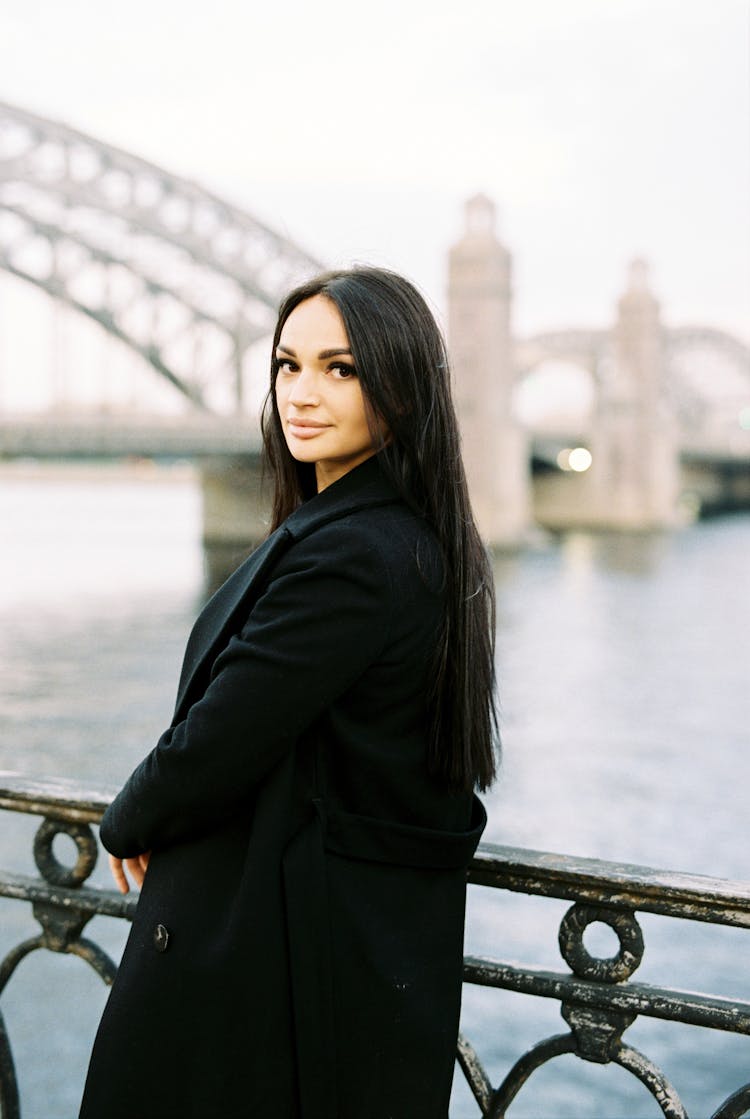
[280,457,434,554]
[298,501,444,604]
[343,498,439,556]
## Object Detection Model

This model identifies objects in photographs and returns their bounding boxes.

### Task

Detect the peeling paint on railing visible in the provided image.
[1,772,749,1118]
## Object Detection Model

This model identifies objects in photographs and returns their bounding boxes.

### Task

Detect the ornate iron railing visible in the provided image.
[0,772,748,1118]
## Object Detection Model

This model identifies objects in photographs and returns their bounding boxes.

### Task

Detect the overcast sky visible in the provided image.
[2,0,749,348]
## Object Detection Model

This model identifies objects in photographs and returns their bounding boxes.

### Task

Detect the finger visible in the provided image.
[109,855,129,895]
[124,856,145,889]
[138,851,151,875]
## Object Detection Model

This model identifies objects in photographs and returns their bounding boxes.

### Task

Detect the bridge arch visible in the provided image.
[665,327,750,446]
[514,329,608,384]
[513,330,607,442]
[514,325,750,449]
[0,101,323,413]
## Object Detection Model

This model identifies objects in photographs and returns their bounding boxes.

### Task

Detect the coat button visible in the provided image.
[153,923,170,952]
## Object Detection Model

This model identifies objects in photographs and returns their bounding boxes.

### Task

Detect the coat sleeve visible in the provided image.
[99,523,394,857]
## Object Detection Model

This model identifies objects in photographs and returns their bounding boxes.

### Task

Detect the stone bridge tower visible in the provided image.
[591,260,680,528]
[447,195,530,546]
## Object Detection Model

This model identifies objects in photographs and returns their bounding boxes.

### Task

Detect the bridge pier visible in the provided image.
[200,456,270,590]
[587,260,680,529]
[448,195,530,547]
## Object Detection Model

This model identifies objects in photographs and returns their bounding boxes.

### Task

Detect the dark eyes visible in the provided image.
[273,358,357,380]
[330,362,356,380]
[274,358,296,375]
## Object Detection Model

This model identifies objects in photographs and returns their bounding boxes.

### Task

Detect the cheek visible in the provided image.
[346,386,371,432]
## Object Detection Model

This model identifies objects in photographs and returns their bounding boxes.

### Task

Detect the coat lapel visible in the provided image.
[172,526,294,723]
[172,455,401,725]
[282,454,400,544]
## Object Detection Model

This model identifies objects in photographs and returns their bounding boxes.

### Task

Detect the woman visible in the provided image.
[79,267,497,1119]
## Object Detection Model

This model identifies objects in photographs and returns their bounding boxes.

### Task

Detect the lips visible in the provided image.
[286,418,331,438]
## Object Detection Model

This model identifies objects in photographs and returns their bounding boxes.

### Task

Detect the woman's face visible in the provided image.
[275,294,383,491]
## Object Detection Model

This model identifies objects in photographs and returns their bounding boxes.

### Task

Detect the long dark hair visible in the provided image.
[261,267,497,792]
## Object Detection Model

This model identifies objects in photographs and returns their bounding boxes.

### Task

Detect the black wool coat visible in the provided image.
[79,454,486,1119]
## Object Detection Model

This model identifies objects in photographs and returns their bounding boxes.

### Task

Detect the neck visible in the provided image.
[314,450,378,493]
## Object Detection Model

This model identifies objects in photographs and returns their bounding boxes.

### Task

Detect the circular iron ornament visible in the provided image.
[558,903,644,983]
[710,1083,750,1119]
[33,817,98,887]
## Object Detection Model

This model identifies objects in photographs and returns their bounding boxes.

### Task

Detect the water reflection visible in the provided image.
[564,529,673,576]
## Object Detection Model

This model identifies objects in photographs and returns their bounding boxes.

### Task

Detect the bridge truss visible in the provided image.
[0,101,323,414]
[515,325,750,453]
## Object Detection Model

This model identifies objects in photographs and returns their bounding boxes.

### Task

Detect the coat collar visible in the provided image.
[284,453,400,541]
[172,454,400,722]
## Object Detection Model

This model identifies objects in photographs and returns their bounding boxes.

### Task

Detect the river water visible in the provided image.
[0,466,748,1118]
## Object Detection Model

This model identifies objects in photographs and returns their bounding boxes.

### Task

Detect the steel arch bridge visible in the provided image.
[0,101,323,414]
[514,325,750,448]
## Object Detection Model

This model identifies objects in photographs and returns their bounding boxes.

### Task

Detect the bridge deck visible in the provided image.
[0,414,263,458]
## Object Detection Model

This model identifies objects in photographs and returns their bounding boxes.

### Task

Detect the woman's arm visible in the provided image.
[100,522,393,858]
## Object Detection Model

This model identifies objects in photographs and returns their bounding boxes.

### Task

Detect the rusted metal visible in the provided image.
[0,778,129,1116]
[0,772,118,824]
[32,817,98,887]
[456,1033,493,1114]
[614,1044,688,1118]
[462,955,750,1033]
[469,840,750,928]
[1,773,750,1117]
[485,1033,577,1118]
[712,1085,750,1119]
[461,846,750,1117]
[558,902,644,982]
[0,871,135,920]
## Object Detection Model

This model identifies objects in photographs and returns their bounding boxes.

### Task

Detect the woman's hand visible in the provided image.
[109,851,151,894]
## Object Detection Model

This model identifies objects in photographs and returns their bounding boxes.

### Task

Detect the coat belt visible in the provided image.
[281,794,487,1118]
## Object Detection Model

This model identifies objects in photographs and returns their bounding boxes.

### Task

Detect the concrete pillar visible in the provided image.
[589,260,680,528]
[447,195,530,546]
[200,455,270,589]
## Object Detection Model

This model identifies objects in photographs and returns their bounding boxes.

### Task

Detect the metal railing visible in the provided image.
[0,772,749,1119]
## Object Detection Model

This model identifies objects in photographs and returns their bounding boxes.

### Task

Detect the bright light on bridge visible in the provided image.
[557,447,593,472]
[739,406,750,431]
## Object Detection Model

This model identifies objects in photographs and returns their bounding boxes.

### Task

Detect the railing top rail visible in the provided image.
[2,772,749,926]
[470,840,750,927]
[0,771,118,824]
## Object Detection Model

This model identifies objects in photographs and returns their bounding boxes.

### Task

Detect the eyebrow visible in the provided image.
[276,345,353,360]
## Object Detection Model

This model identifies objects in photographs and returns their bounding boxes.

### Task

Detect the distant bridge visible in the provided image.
[0,100,322,415]
[1,100,749,553]
[0,412,263,459]
[516,326,750,449]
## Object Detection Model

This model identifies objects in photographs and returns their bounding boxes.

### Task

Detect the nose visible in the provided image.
[288,366,320,407]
